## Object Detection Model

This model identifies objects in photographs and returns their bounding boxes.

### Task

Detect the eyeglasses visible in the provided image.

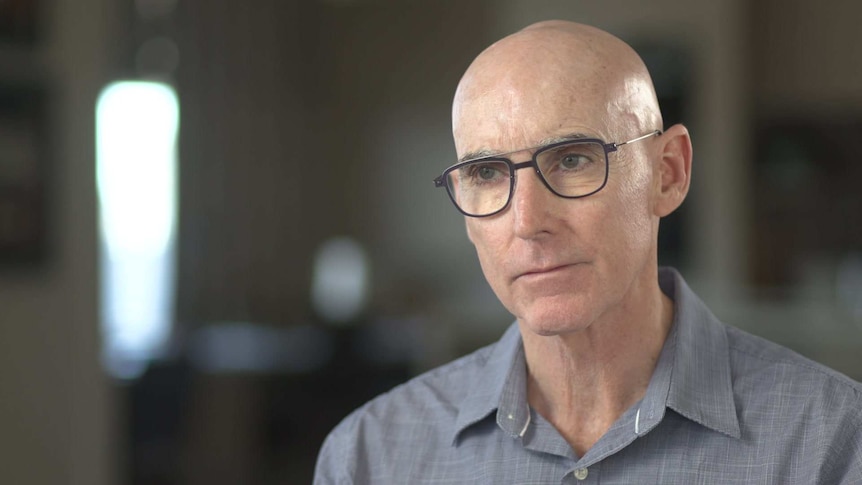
[433,130,661,217]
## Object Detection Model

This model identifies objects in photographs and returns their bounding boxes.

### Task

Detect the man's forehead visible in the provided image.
[457,131,596,163]
[452,67,615,158]
[453,90,613,160]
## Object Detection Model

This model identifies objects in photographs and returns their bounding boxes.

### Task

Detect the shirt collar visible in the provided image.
[659,267,741,439]
[451,267,741,444]
[451,323,526,444]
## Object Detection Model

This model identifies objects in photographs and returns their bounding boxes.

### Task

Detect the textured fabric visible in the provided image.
[314,268,862,484]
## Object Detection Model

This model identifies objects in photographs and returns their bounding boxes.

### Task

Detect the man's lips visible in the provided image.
[514,263,579,281]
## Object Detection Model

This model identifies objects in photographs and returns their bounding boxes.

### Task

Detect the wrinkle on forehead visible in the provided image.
[452,21,661,156]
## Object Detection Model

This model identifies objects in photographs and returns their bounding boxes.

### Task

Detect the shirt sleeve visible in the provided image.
[313,426,351,485]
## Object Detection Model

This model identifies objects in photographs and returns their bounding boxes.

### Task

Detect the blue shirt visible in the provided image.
[314,268,862,484]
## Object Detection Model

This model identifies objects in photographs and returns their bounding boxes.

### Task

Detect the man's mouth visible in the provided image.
[515,263,579,281]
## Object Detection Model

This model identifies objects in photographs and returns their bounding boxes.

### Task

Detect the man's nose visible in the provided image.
[510,168,553,239]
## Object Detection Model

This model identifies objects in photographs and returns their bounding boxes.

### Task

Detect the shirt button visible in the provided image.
[574,468,589,480]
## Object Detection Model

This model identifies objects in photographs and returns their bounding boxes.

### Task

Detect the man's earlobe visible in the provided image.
[654,124,692,217]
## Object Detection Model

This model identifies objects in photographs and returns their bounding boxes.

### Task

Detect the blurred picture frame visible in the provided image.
[0,0,40,44]
[0,84,49,265]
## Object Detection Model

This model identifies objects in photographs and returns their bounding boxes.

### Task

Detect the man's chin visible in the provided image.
[515,305,596,338]
[513,294,595,337]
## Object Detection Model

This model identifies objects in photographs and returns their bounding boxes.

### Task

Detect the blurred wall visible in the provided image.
[174,1,496,330]
[753,0,862,116]
[0,0,115,484]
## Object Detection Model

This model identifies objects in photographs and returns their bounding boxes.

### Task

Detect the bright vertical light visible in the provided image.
[96,81,179,379]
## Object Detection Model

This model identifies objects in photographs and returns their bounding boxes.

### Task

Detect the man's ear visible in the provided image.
[652,123,692,217]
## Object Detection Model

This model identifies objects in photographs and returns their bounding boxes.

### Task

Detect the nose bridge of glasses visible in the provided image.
[507,156,556,227]
[511,159,537,174]
[509,157,551,201]
[509,158,546,195]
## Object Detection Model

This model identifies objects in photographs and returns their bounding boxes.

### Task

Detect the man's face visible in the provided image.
[454,72,660,337]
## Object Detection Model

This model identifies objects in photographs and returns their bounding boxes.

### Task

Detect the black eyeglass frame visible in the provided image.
[433,130,662,218]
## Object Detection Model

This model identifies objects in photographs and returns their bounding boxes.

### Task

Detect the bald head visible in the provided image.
[453,20,662,156]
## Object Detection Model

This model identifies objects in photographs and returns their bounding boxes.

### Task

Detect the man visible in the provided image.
[314,20,862,483]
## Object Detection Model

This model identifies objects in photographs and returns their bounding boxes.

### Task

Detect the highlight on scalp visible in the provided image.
[453,20,663,144]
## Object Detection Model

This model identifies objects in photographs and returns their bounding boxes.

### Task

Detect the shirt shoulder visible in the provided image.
[724,324,862,482]
[313,342,497,483]
[725,323,862,398]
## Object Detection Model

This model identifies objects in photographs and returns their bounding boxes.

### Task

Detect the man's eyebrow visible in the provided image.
[458,132,594,163]
[537,132,592,145]
[459,149,495,163]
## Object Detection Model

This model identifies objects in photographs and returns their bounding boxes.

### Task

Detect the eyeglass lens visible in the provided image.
[445,141,607,216]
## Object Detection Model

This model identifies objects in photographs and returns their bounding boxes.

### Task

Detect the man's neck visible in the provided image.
[520,276,674,457]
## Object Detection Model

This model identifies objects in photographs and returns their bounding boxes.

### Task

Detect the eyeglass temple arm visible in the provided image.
[610,130,662,150]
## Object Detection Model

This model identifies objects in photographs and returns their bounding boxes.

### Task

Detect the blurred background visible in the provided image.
[1,0,861,483]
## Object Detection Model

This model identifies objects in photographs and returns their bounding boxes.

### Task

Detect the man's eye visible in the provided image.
[560,154,586,170]
[465,163,506,183]
[477,165,498,180]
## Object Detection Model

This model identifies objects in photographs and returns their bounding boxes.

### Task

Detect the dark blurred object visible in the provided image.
[260,323,414,484]
[128,360,192,485]
[0,0,40,44]
[125,318,420,485]
[753,119,862,288]
[0,83,49,266]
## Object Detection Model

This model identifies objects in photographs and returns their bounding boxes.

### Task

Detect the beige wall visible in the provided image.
[0,0,115,484]
[754,0,862,116]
